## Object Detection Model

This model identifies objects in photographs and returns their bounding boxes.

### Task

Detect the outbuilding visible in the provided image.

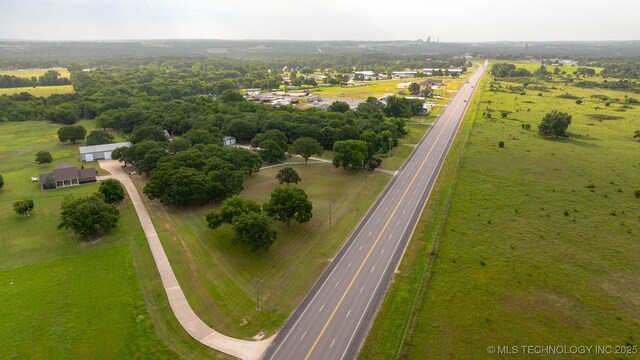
[223,136,236,146]
[79,142,131,162]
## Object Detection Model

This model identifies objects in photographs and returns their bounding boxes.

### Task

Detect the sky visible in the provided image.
[1,0,638,42]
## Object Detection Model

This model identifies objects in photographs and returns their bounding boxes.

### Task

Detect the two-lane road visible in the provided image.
[264,63,487,360]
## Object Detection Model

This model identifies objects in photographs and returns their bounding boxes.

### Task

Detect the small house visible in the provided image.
[39,163,97,190]
[223,136,236,146]
[79,142,131,162]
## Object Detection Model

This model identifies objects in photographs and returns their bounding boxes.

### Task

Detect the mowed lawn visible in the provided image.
[0,120,124,173]
[369,68,640,358]
[0,121,187,359]
[132,162,391,339]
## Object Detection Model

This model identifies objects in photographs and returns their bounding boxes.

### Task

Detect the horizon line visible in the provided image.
[0,38,639,43]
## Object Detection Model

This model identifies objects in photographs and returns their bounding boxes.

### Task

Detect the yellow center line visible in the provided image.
[303,79,473,359]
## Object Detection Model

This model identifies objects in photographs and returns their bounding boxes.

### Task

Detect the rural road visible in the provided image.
[263,63,487,360]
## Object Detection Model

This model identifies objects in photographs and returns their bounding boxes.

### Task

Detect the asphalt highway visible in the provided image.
[263,63,487,360]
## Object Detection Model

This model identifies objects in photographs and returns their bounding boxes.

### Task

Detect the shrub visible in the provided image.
[14,199,35,216]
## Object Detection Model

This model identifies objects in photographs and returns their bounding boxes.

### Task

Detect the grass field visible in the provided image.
[311,68,473,102]
[0,120,123,173]
[131,162,391,340]
[362,65,640,359]
[0,120,226,359]
[0,85,75,96]
[0,68,71,79]
[380,123,433,171]
[502,61,604,75]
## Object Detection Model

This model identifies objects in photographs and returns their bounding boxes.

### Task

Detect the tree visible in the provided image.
[86,130,114,146]
[57,125,87,144]
[38,70,61,86]
[225,119,258,141]
[332,140,369,170]
[219,89,244,103]
[168,138,192,153]
[289,137,323,164]
[328,101,350,113]
[498,141,505,148]
[206,195,262,229]
[264,187,313,225]
[259,139,286,163]
[58,193,119,240]
[46,104,79,125]
[356,97,385,116]
[0,174,3,190]
[99,179,125,204]
[251,129,288,150]
[144,166,211,207]
[35,151,53,166]
[13,199,34,216]
[276,167,301,186]
[538,110,572,138]
[111,146,131,167]
[634,130,640,140]
[217,146,262,175]
[232,212,277,252]
[95,113,113,130]
[384,96,422,118]
[183,129,216,145]
[206,196,276,252]
[129,125,167,144]
[136,147,167,175]
[214,79,236,94]
[408,82,421,95]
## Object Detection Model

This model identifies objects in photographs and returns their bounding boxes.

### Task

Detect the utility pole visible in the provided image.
[256,279,261,311]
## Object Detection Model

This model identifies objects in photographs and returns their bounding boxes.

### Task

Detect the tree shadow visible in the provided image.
[545,135,598,148]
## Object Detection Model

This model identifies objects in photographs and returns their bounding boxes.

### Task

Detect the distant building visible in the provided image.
[272,99,291,106]
[223,136,236,146]
[79,142,131,162]
[423,68,463,76]
[392,71,418,78]
[420,79,445,88]
[39,163,97,190]
[353,71,376,76]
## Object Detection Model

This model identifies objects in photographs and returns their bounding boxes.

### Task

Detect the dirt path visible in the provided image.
[99,160,273,360]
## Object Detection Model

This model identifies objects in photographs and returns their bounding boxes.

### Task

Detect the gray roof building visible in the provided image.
[39,163,97,190]
[79,142,131,162]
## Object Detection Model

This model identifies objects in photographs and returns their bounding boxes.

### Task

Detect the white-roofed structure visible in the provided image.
[79,142,131,162]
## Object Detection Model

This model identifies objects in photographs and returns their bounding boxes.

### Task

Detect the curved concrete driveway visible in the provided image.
[99,160,273,360]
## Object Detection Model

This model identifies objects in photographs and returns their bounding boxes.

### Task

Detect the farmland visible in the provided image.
[0,68,71,79]
[362,64,640,359]
[0,85,74,96]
